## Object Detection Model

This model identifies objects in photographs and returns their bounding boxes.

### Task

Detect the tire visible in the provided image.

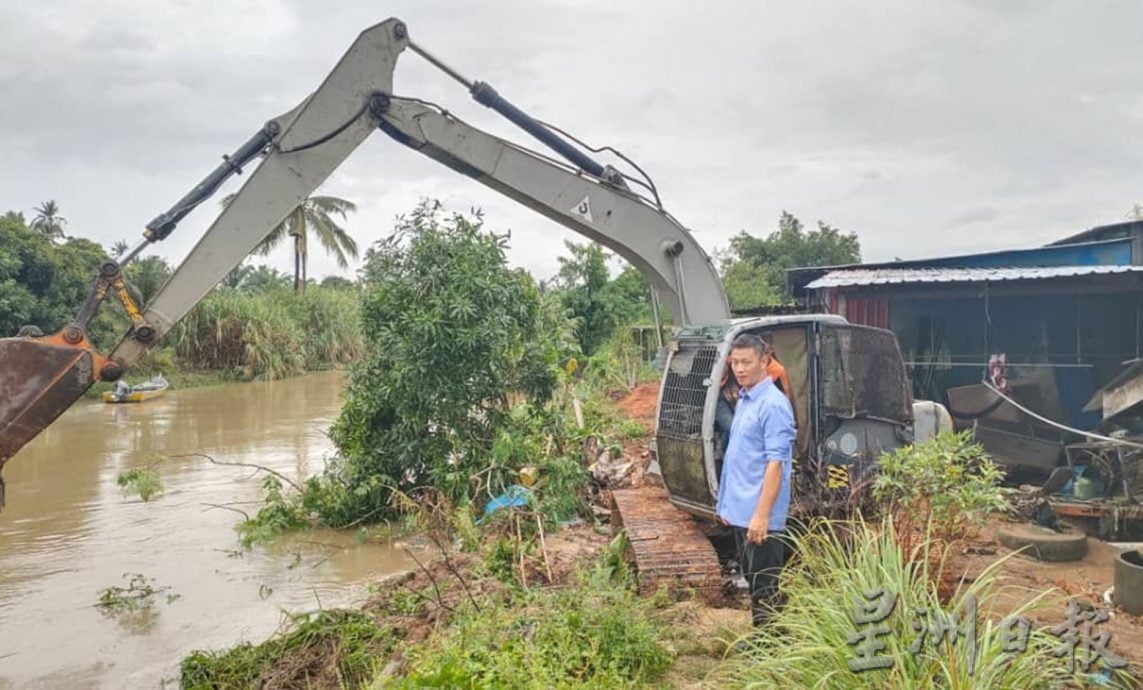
[1114,549,1143,616]
[996,523,1087,562]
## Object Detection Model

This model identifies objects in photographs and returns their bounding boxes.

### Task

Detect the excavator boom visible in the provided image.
[0,18,729,505]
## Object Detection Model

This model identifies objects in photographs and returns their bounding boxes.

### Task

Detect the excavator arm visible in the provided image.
[0,17,729,506]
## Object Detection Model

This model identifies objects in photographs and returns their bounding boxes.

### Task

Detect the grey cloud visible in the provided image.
[2,0,1142,282]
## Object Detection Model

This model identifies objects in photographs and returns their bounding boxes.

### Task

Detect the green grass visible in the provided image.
[391,549,671,689]
[710,517,1137,689]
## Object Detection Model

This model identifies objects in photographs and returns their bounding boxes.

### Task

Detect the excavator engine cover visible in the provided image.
[0,335,100,499]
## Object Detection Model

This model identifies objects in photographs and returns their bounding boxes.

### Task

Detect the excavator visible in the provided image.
[0,18,925,598]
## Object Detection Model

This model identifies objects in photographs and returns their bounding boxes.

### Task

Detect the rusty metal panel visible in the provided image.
[0,338,97,470]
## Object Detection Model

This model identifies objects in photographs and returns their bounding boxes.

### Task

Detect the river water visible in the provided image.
[0,371,418,688]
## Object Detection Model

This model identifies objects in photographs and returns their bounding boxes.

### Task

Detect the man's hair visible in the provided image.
[730,332,771,358]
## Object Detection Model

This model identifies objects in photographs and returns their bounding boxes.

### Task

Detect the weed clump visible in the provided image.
[394,546,670,689]
[179,609,395,689]
[116,467,163,502]
[96,573,176,614]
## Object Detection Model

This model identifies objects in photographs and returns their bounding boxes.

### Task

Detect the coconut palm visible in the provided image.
[221,194,358,292]
[110,239,131,259]
[30,200,66,242]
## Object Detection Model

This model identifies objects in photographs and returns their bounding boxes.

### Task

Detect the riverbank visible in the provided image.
[178,380,1143,688]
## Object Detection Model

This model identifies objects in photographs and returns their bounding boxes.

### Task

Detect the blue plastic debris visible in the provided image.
[481,485,532,521]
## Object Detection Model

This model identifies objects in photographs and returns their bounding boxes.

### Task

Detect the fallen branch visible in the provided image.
[201,502,251,520]
[174,453,302,493]
[404,546,452,613]
[426,529,481,612]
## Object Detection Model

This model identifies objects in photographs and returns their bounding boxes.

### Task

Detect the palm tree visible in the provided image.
[30,200,66,242]
[125,255,173,305]
[221,194,358,292]
[242,265,292,293]
[110,239,130,259]
[222,262,256,290]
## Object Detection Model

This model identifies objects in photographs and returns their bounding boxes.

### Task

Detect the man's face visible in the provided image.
[729,346,769,389]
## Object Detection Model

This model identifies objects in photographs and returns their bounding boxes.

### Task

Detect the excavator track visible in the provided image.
[610,485,725,605]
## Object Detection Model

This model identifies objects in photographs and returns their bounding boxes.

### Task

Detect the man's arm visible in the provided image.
[747,399,794,543]
[747,461,783,543]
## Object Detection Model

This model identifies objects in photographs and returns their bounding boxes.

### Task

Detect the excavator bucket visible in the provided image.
[0,334,103,505]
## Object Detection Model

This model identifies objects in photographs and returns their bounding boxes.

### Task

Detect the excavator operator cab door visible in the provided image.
[654,317,914,520]
[809,322,915,512]
[654,319,816,518]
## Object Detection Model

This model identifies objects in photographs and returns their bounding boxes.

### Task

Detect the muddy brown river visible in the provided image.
[0,371,418,688]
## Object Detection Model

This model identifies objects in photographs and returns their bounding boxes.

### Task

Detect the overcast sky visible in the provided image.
[3,1,1142,282]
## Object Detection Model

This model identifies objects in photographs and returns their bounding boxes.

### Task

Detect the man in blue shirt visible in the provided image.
[716,333,796,627]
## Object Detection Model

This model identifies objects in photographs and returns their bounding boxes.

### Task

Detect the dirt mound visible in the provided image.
[615,381,660,431]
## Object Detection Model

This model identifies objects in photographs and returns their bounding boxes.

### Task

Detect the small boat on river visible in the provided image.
[102,375,169,404]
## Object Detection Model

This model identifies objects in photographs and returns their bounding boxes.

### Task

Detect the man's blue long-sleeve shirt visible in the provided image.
[715,375,796,531]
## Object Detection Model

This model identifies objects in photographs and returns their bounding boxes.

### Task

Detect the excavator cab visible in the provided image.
[654,315,916,519]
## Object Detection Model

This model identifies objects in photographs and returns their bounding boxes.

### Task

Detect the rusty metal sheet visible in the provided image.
[611,485,724,605]
[1100,361,1143,421]
[1049,499,1143,520]
[0,337,98,476]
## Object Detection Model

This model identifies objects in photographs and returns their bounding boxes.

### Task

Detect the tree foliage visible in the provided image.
[125,255,172,305]
[549,241,656,355]
[719,211,861,309]
[0,211,126,346]
[324,201,575,523]
[31,200,67,243]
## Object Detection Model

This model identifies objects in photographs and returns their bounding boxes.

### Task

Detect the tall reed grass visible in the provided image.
[175,286,361,380]
[711,518,1134,689]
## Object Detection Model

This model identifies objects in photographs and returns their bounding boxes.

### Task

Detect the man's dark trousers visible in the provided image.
[733,527,789,627]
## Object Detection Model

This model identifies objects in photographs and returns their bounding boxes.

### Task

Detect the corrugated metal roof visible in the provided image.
[805,265,1143,289]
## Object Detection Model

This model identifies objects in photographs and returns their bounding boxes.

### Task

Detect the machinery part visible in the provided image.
[610,486,724,605]
[0,16,730,499]
[995,523,1087,562]
[1113,549,1143,616]
[911,399,953,444]
[0,330,113,506]
[377,97,727,326]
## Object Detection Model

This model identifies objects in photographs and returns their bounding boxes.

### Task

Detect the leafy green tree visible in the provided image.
[550,242,657,355]
[30,200,67,243]
[319,275,355,290]
[125,255,172,305]
[221,263,255,290]
[241,265,292,293]
[553,240,613,355]
[601,264,656,328]
[0,212,126,346]
[324,200,575,523]
[222,194,359,293]
[719,211,860,309]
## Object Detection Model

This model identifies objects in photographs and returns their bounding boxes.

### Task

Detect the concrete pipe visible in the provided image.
[1114,549,1143,616]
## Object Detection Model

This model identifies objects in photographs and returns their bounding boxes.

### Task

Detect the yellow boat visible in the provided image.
[102,375,169,403]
